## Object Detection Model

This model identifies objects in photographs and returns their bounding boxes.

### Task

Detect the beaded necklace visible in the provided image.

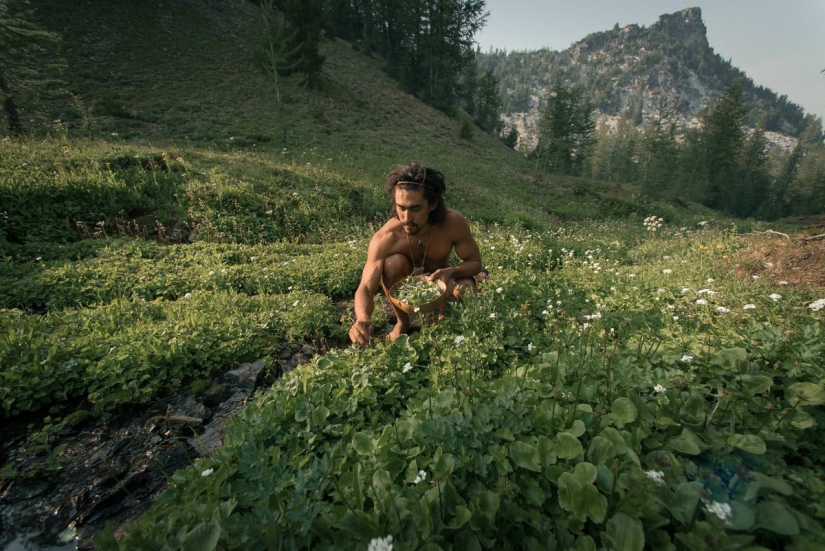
[405,225,430,276]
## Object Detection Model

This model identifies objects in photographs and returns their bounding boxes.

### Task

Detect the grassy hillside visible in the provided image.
[2,1,825,550]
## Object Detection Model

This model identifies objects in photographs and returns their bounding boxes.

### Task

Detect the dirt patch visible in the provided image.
[733,231,825,291]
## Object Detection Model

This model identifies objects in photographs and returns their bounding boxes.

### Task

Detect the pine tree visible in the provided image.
[535,83,595,175]
[473,69,501,132]
[277,0,325,83]
[701,80,745,210]
[640,100,679,197]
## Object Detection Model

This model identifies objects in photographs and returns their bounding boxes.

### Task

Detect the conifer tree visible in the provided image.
[535,83,595,175]
[640,100,679,197]
[701,79,745,210]
[473,69,501,132]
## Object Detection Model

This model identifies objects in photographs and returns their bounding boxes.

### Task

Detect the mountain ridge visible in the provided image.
[479,7,809,149]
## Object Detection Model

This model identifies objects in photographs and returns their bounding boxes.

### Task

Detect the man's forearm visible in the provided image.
[354,285,375,322]
[445,260,482,281]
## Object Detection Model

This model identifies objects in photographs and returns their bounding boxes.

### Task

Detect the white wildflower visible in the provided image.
[527,342,534,352]
[716,306,730,313]
[673,316,679,321]
[489,313,496,319]
[764,262,774,268]
[413,470,427,484]
[778,280,788,286]
[769,293,782,301]
[496,287,503,293]
[657,288,666,294]
[184,292,192,298]
[541,310,549,315]
[414,307,420,313]
[209,271,215,276]
[632,286,638,291]
[293,300,300,307]
[706,501,732,522]
[808,299,825,312]
[743,304,756,310]
[653,384,666,394]
[707,278,714,283]
[681,355,694,363]
[752,275,760,280]
[201,468,214,477]
[402,362,413,374]
[663,269,672,274]
[645,470,666,485]
[695,299,708,305]
[697,289,716,295]
[367,535,394,551]
[454,335,465,344]
[681,287,690,293]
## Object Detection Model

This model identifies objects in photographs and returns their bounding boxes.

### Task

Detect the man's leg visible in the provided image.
[381,253,413,340]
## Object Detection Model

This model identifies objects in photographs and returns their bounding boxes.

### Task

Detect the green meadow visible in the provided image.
[1,1,824,549]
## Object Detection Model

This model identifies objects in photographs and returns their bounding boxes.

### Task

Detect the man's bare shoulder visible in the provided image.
[443,209,472,232]
[367,219,404,259]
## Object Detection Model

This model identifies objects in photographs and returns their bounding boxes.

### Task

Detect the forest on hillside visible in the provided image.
[2,0,824,221]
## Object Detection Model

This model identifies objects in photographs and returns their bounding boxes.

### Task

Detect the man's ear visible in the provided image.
[428,200,438,212]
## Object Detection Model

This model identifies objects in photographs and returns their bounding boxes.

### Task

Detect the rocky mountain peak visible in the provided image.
[651,7,709,51]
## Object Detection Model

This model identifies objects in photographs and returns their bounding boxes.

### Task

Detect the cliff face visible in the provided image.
[480,7,807,147]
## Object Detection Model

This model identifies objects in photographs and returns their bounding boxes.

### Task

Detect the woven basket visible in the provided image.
[387,275,449,314]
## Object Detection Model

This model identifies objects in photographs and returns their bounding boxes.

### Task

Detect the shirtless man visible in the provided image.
[349,162,483,346]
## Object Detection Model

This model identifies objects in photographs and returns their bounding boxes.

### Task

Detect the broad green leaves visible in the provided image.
[557,462,607,523]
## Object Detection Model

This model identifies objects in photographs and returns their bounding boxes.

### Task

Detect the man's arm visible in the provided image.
[430,212,482,285]
[349,236,387,345]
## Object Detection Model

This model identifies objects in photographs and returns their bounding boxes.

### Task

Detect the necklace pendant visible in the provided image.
[417,241,424,250]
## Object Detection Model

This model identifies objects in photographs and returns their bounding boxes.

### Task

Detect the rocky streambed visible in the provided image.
[0,346,318,551]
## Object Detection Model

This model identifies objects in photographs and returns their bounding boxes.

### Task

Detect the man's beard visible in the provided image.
[404,223,421,235]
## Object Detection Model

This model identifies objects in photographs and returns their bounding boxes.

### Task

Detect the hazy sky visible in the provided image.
[475,1,825,121]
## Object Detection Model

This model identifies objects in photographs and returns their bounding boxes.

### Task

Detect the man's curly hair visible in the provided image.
[384,161,447,225]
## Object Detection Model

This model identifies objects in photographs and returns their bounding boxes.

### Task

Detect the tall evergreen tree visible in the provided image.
[785,115,825,216]
[535,83,595,175]
[277,0,326,83]
[473,69,501,132]
[590,111,638,183]
[699,79,745,210]
[640,102,679,197]
[729,117,770,217]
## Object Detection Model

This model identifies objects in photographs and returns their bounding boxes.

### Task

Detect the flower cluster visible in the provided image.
[368,535,393,551]
[645,470,666,485]
[808,298,825,312]
[413,470,427,484]
[705,501,732,522]
[644,216,664,232]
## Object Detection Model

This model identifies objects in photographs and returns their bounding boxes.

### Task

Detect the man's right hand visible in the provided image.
[349,320,374,346]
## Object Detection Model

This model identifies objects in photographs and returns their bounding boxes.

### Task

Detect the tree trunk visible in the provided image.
[0,73,23,136]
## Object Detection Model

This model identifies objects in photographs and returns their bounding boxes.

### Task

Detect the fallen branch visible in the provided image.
[803,233,825,242]
[738,229,791,239]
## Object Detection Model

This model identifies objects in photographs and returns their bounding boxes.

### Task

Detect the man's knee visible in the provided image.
[383,254,412,287]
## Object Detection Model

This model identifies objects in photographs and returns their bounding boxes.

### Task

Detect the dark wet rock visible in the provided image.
[0,355,294,551]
